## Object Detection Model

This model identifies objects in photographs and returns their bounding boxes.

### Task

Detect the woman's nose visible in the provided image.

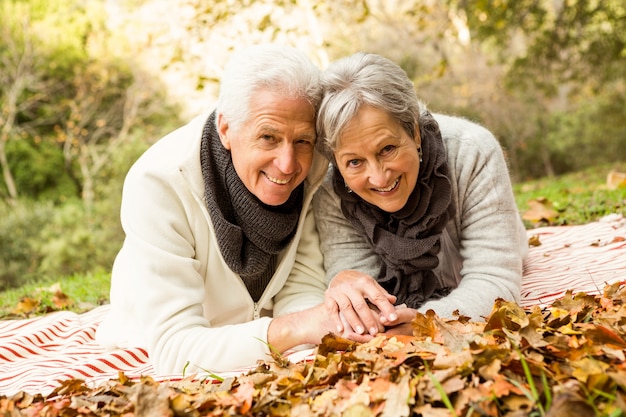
[367,162,389,187]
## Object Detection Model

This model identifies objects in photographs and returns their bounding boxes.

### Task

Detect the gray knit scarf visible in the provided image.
[200,112,303,302]
[333,111,455,309]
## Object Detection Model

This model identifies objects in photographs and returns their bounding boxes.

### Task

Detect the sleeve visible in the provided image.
[106,165,274,375]
[312,175,381,282]
[418,121,528,321]
[272,203,328,316]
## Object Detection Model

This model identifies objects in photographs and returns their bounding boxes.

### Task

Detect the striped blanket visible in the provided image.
[1,214,625,397]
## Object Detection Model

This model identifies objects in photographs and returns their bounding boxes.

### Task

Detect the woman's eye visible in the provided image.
[380,145,395,155]
[347,159,361,168]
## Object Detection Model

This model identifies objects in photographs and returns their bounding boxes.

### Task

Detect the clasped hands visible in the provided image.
[324,270,416,342]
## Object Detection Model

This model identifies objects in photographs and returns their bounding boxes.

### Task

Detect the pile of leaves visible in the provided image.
[2,283,626,416]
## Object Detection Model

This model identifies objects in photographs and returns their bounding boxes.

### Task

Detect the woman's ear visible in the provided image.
[216,113,232,150]
[414,123,421,148]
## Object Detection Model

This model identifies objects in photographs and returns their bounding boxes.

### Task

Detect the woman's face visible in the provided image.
[334,105,421,213]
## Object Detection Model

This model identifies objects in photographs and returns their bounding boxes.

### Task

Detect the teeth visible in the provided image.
[267,174,289,185]
[375,178,399,192]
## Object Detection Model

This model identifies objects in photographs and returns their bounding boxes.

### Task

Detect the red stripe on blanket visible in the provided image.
[1,214,625,396]
[520,214,626,308]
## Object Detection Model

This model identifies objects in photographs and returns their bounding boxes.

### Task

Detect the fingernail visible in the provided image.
[369,327,378,335]
[356,326,364,334]
[380,316,387,323]
[337,325,343,333]
[389,313,397,321]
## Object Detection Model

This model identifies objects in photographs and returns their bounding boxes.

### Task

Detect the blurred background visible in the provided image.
[1,0,625,292]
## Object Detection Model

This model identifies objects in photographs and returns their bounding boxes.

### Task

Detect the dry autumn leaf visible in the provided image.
[522,197,560,224]
[3,282,626,416]
[607,170,626,190]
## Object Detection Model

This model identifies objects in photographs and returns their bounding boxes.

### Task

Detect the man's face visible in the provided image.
[218,90,316,206]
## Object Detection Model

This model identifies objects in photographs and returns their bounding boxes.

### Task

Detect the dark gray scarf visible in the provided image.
[200,112,303,301]
[333,111,455,309]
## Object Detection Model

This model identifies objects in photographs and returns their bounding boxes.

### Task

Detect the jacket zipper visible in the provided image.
[253,302,261,320]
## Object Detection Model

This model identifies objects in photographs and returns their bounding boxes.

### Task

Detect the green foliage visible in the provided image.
[545,90,626,174]
[1,0,178,206]
[0,201,54,290]
[456,0,626,91]
[5,138,79,201]
[35,201,101,277]
[0,135,161,292]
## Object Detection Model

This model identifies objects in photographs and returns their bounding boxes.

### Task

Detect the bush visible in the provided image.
[35,199,122,278]
[6,138,79,202]
[0,201,54,290]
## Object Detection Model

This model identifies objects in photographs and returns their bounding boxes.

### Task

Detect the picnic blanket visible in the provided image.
[1,214,625,397]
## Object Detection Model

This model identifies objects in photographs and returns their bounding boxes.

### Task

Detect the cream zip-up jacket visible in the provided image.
[96,112,329,375]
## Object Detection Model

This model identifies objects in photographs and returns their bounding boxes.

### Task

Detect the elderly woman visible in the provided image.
[313,52,528,337]
[97,44,339,375]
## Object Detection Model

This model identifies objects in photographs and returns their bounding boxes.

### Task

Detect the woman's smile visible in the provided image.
[372,176,400,193]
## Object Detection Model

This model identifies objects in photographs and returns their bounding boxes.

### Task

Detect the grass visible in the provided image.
[514,162,626,227]
[0,270,110,318]
[0,163,625,317]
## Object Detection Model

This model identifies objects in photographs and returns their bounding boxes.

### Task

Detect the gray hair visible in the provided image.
[316,52,426,162]
[215,44,322,129]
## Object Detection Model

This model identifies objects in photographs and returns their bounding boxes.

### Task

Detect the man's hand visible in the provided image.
[381,305,417,336]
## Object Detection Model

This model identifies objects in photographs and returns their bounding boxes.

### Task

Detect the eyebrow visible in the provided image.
[259,125,316,141]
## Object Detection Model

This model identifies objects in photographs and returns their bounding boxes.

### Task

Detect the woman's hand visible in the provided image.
[324,270,398,336]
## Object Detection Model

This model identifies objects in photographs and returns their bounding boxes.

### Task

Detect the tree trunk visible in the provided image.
[0,130,18,204]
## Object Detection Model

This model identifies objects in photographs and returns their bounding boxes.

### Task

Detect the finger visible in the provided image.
[345,296,384,335]
[337,297,368,335]
[323,295,344,333]
[354,283,397,324]
[384,307,417,327]
[342,328,375,343]
[326,286,371,334]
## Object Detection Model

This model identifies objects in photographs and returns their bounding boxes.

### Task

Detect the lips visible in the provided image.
[373,177,399,192]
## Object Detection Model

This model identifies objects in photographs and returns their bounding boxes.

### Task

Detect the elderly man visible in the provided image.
[96,44,339,375]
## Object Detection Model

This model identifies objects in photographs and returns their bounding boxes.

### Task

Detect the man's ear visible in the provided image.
[216,113,232,150]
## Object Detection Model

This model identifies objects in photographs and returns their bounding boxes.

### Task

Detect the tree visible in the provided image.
[0,1,55,204]
[453,0,626,92]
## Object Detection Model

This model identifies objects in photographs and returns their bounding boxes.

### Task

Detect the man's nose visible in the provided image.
[274,144,297,174]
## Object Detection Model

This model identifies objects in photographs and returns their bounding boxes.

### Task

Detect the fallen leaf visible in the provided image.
[528,234,542,247]
[607,170,626,190]
[522,197,559,224]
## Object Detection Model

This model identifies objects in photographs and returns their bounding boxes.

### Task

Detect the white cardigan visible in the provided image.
[96,112,329,375]
[313,114,528,321]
